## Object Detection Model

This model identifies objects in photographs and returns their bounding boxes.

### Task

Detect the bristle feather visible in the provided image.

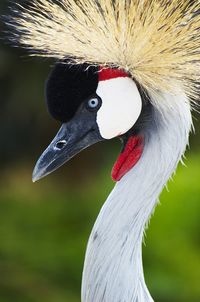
[7,0,200,99]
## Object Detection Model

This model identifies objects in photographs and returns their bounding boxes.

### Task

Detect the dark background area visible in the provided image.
[0,1,200,302]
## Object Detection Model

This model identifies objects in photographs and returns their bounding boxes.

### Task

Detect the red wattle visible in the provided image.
[111,135,144,182]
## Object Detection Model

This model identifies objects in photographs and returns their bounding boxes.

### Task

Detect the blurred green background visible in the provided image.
[0,1,200,302]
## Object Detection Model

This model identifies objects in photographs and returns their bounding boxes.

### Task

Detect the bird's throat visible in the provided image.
[112,135,145,181]
[82,94,192,302]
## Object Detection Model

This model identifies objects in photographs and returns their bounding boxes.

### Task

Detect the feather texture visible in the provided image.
[8,0,200,97]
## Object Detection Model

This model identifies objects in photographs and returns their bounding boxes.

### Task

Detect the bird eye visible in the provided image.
[86,97,101,111]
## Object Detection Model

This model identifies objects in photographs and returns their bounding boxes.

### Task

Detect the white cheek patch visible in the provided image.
[96,78,142,139]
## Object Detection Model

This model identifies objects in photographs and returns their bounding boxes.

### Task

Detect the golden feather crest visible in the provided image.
[9,0,200,98]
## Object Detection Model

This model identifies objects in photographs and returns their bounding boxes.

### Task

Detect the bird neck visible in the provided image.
[82,93,192,302]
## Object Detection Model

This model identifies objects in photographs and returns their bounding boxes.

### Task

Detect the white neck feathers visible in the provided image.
[82,93,192,302]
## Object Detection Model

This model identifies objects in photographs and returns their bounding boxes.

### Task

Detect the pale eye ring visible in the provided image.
[86,96,102,111]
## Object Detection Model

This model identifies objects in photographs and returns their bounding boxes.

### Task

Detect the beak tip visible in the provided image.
[32,172,40,183]
[32,164,50,183]
[32,177,38,183]
[32,166,43,183]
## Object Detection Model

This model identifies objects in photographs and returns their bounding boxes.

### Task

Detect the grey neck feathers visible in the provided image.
[81,93,192,302]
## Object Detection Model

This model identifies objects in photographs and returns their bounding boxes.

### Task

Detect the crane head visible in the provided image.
[8,1,200,184]
[32,64,148,182]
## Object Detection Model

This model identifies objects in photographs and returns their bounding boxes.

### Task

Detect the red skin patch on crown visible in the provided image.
[112,135,144,182]
[98,67,129,81]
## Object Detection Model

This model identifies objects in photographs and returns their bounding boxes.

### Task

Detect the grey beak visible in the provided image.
[32,113,103,182]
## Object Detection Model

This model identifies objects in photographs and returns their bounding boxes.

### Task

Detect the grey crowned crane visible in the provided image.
[8,1,200,301]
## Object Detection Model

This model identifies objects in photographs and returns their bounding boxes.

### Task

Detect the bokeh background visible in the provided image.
[0,1,200,302]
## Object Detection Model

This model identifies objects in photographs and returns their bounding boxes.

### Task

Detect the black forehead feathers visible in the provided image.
[46,63,99,122]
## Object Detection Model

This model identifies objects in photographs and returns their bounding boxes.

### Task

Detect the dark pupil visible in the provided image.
[89,98,98,108]
[46,63,99,122]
